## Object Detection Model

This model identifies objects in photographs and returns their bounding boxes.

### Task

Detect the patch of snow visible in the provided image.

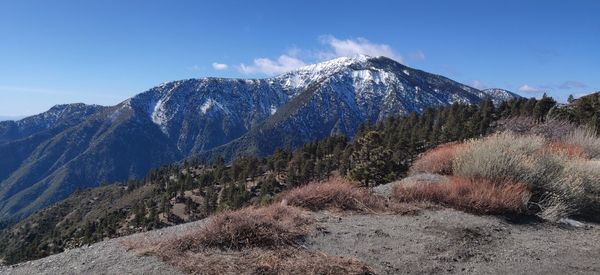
[200,98,216,114]
[270,105,277,115]
[200,98,228,115]
[403,69,410,76]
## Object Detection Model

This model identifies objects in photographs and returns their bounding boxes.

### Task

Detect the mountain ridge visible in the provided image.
[0,55,519,221]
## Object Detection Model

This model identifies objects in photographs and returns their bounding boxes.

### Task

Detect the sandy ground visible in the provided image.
[1,209,598,274]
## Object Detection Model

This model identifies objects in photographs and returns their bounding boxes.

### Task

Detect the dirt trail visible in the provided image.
[2,209,598,274]
[307,209,600,274]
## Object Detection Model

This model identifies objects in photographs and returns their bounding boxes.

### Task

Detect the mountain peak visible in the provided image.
[290,55,375,74]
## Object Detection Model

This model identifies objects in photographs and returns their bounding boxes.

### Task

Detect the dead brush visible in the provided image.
[163,204,313,252]
[541,142,589,159]
[279,177,411,214]
[130,204,375,274]
[409,142,466,175]
[392,177,531,215]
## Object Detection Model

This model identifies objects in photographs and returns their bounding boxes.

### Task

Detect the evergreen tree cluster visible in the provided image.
[1,95,573,265]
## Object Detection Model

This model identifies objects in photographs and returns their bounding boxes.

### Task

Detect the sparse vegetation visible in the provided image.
[280,177,389,213]
[409,143,465,175]
[393,177,530,215]
[563,127,600,159]
[157,247,374,275]
[396,124,600,221]
[7,94,600,264]
[127,205,373,274]
[166,204,313,251]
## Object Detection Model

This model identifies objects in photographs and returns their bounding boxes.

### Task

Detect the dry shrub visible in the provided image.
[453,132,545,185]
[548,160,600,220]
[392,177,530,215]
[164,204,313,252]
[496,117,578,141]
[279,177,390,213]
[409,143,465,175]
[562,127,600,159]
[445,131,600,221]
[541,142,589,159]
[161,248,374,275]
[130,204,374,274]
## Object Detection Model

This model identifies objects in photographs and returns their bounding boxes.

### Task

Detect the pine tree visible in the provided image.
[349,131,392,187]
[533,94,557,122]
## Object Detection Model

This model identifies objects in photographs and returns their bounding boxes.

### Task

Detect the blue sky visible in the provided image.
[1,0,599,117]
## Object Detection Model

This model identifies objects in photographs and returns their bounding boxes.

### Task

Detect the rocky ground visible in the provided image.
[1,209,598,274]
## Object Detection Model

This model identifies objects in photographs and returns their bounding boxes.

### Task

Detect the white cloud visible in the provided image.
[238,55,306,75]
[318,35,402,62]
[237,35,404,75]
[469,80,487,90]
[518,84,545,93]
[212,63,228,71]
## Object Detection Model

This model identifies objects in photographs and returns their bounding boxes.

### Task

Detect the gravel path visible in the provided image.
[0,219,209,275]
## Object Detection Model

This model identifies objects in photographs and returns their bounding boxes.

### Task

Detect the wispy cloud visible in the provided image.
[558,80,587,90]
[239,55,306,75]
[212,62,228,71]
[237,35,405,75]
[518,84,545,94]
[317,35,402,62]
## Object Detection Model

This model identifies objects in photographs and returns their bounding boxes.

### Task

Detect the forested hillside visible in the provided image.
[4,94,596,265]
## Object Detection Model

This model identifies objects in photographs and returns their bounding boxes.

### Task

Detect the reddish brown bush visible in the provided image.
[128,204,374,274]
[541,142,589,159]
[279,177,390,213]
[409,143,466,175]
[392,177,531,215]
[164,204,313,252]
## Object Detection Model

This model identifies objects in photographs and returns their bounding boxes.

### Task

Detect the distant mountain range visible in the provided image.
[0,116,26,122]
[0,55,519,221]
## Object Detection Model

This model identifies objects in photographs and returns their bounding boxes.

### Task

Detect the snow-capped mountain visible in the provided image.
[0,55,519,221]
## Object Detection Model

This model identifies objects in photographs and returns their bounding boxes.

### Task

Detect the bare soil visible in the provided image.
[2,209,598,274]
[307,209,600,274]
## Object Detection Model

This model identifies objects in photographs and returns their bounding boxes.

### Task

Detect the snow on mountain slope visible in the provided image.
[196,56,521,160]
[0,55,519,221]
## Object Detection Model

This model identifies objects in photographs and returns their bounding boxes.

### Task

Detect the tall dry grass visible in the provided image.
[409,143,465,175]
[166,204,313,252]
[452,132,545,185]
[129,204,374,274]
[279,177,388,213]
[456,131,600,220]
[562,127,600,159]
[392,177,530,215]
[404,126,600,221]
